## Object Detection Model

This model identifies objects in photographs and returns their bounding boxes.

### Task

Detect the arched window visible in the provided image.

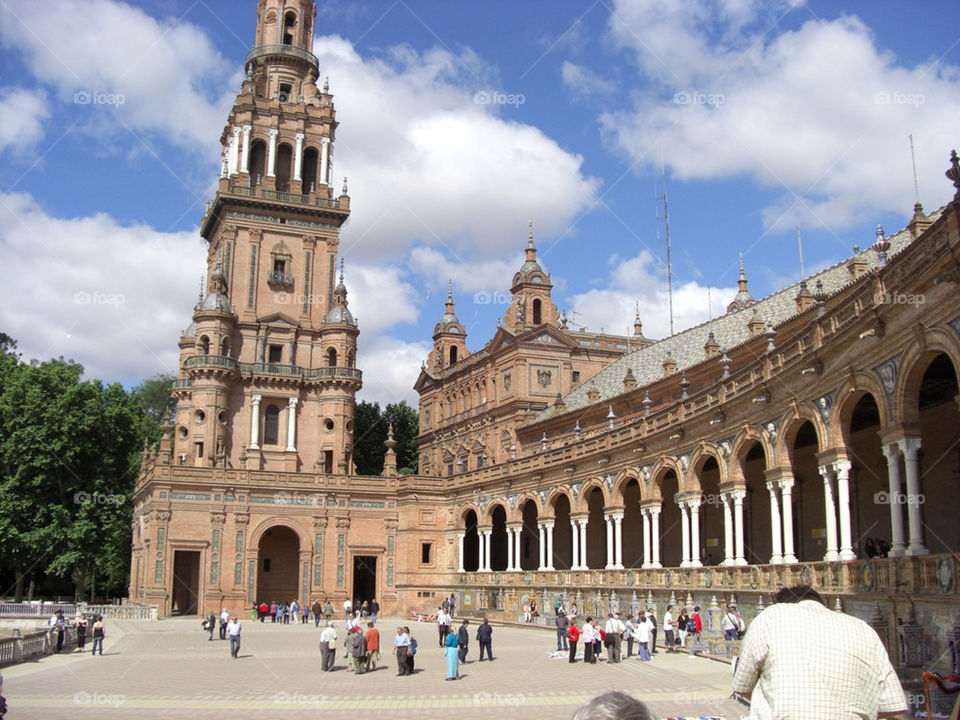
[220,337,229,356]
[327,348,337,367]
[347,349,355,368]
[248,140,266,187]
[263,405,280,445]
[276,143,293,192]
[302,147,318,194]
[282,11,297,45]
[449,346,458,365]
[533,298,542,325]
[199,335,210,354]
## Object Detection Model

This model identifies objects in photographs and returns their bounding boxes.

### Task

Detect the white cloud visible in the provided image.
[356,335,431,407]
[560,61,617,100]
[568,250,736,339]
[0,87,49,155]
[407,246,519,296]
[0,192,204,383]
[0,0,236,152]
[602,0,960,230]
[315,36,601,260]
[345,262,421,335]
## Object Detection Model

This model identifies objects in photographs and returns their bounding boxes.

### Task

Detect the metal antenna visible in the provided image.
[656,156,675,335]
[909,134,920,205]
[796,225,806,280]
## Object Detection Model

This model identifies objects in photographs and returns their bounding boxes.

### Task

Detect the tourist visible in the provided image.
[663,604,677,653]
[567,619,580,663]
[444,627,460,680]
[448,593,456,618]
[369,598,380,624]
[258,601,267,622]
[75,613,88,652]
[604,612,624,663]
[206,610,217,640]
[556,609,569,651]
[348,626,367,673]
[404,626,417,675]
[437,605,451,647]
[50,610,66,653]
[312,599,323,627]
[394,626,411,675]
[647,608,658,654]
[633,611,653,661]
[323,598,334,621]
[687,606,706,657]
[302,602,309,625]
[282,602,290,625]
[291,599,299,624]
[89,616,105,656]
[593,619,603,659]
[365,621,380,671]
[226,616,241,658]
[722,604,741,641]
[571,690,653,720]
[477,617,494,661]
[457,619,470,664]
[732,585,909,719]
[523,601,532,623]
[319,621,337,671]
[581,617,597,664]
[677,607,689,647]
[624,612,635,658]
[344,597,352,622]
[442,595,451,615]
[219,607,229,639]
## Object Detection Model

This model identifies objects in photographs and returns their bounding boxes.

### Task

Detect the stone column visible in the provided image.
[239,125,252,175]
[513,527,523,571]
[881,444,907,557]
[780,477,798,564]
[613,513,624,569]
[833,460,856,561]
[650,507,662,568]
[320,137,330,185]
[679,501,691,567]
[228,126,241,176]
[285,397,298,452]
[477,530,485,572]
[899,437,927,556]
[641,508,652,568]
[689,498,703,568]
[506,527,515,571]
[578,518,589,570]
[545,522,555,571]
[571,519,580,570]
[538,524,546,571]
[732,491,746,565]
[483,530,492,572]
[722,494,734,566]
[457,533,465,573]
[249,394,261,449]
[767,481,783,564]
[819,465,839,561]
[293,132,305,181]
[604,515,615,569]
[267,129,279,177]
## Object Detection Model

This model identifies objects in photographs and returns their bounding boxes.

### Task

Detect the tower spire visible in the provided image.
[728,253,755,312]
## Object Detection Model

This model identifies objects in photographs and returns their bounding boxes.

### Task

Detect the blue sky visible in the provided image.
[1,0,958,405]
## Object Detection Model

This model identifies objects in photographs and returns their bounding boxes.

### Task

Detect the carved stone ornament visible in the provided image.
[210,512,226,525]
[234,513,250,525]
[312,517,328,531]
[336,517,351,530]
[154,510,171,523]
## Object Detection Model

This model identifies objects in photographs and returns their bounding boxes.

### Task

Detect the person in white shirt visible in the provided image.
[603,613,625,663]
[219,608,229,640]
[722,605,742,640]
[437,607,451,647]
[319,621,338,671]
[663,605,677,653]
[633,612,653,661]
[580,617,598,664]
[343,598,352,622]
[226,617,242,658]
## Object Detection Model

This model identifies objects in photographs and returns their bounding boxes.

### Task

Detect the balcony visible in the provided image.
[241,362,303,379]
[184,355,240,372]
[171,378,193,390]
[305,366,363,382]
[226,184,342,209]
[244,44,319,75]
[267,271,294,289]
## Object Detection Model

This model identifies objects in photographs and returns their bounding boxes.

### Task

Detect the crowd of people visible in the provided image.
[47,609,105,656]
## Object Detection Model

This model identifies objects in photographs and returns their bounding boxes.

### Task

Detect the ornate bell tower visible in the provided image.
[171,0,361,475]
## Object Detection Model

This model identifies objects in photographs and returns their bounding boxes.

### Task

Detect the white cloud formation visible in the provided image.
[0,87,49,155]
[568,250,737,339]
[356,335,431,406]
[407,246,519,296]
[0,192,204,383]
[0,0,236,153]
[602,0,960,231]
[314,36,601,259]
[560,61,617,100]
[345,262,421,335]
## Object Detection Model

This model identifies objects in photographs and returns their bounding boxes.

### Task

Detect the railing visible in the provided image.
[227,184,342,209]
[184,354,240,371]
[0,602,78,617]
[0,628,78,667]
[171,378,192,390]
[244,44,319,72]
[83,604,158,621]
[242,362,303,378]
[236,364,362,382]
[267,270,294,287]
[305,366,362,381]
[0,602,158,621]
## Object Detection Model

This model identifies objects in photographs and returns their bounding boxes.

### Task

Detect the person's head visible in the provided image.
[585,616,593,624]
[326,621,334,628]
[367,621,374,628]
[666,604,673,612]
[231,616,237,622]
[774,584,824,605]
[728,604,736,611]
[462,619,469,626]
[403,626,410,634]
[571,691,654,720]
[482,617,489,625]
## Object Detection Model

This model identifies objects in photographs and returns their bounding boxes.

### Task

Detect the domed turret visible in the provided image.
[727,253,755,312]
[325,261,356,326]
[505,220,558,331]
[428,281,469,371]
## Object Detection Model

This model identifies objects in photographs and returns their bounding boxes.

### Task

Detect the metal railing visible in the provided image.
[267,270,294,287]
[244,44,319,72]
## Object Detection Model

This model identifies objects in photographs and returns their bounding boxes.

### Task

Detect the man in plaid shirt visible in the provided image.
[732,585,909,720]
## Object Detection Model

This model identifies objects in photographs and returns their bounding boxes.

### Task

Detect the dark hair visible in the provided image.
[693,606,700,612]
[571,691,653,720]
[774,584,823,604]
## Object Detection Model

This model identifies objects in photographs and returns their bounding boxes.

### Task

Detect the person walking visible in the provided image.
[206,610,217,640]
[312,599,323,627]
[369,598,380,625]
[323,598,334,622]
[75,614,88,652]
[567,620,580,663]
[687,606,706,657]
[444,628,460,680]
[91,616,105,656]
[226,616,241,658]
[404,627,417,675]
[556,610,569,652]
[302,603,310,625]
[677,607,690,647]
[319,621,337,671]
[721,605,741,641]
[663,604,677,653]
[457,619,470,664]
[448,593,456,619]
[291,599,299,625]
[732,585,909,720]
[258,602,267,622]
[365,622,380,671]
[633,611,653,661]
[344,598,353,622]
[581,617,596,664]
[394,626,411,675]
[437,606,451,647]
[219,608,229,639]
[348,626,367,673]
[477,617,493,661]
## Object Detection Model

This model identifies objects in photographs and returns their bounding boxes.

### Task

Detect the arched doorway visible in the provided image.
[489,505,508,571]
[841,397,883,558]
[249,140,266,186]
[276,143,293,191]
[696,456,722,566]
[520,500,539,570]
[463,509,479,572]
[741,442,769,564]
[585,487,606,569]
[658,470,682,567]
[621,478,643,567]
[257,525,300,604]
[551,494,572,570]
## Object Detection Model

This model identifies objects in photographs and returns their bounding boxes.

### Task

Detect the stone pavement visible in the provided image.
[2,617,747,719]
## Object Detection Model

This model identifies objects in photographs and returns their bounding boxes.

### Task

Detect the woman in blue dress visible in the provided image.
[444,629,460,679]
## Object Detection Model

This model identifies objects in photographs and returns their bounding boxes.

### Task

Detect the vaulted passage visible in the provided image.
[257,525,300,605]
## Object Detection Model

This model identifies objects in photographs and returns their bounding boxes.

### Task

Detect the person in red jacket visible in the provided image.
[567,621,580,663]
[687,605,707,656]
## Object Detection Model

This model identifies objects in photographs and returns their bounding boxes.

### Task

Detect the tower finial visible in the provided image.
[339,257,345,285]
[447,279,453,302]
[528,218,534,246]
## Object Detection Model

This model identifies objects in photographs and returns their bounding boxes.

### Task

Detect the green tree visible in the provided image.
[130,372,176,442]
[352,400,419,476]
[384,401,418,474]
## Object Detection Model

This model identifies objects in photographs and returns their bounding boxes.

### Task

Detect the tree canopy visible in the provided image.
[353,400,419,475]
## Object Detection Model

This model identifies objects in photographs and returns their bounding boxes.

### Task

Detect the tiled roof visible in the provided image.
[534,210,941,421]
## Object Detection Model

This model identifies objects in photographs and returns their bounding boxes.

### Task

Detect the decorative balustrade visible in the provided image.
[227,184,342,209]
[184,354,240,372]
[244,44,319,72]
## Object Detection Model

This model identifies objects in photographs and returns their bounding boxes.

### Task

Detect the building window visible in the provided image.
[449,346,457,365]
[323,450,333,474]
[533,298,542,324]
[421,543,432,565]
[327,348,337,366]
[194,441,204,460]
[282,12,296,45]
[268,345,283,363]
[572,370,581,384]
[263,405,280,445]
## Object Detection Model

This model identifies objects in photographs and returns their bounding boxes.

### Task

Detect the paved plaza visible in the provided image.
[3,617,747,719]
